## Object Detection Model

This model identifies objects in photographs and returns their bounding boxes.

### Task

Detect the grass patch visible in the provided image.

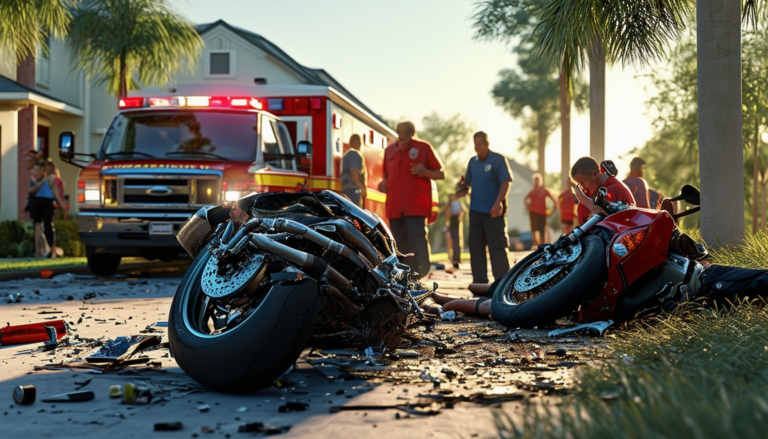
[495,303,768,438]
[0,257,88,272]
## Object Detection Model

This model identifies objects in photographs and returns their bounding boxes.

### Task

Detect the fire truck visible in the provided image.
[58,84,438,275]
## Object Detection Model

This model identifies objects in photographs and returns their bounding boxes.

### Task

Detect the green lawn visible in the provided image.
[495,229,768,439]
[0,256,150,273]
[0,257,88,272]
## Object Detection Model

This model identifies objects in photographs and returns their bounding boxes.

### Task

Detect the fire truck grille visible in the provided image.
[124,194,190,204]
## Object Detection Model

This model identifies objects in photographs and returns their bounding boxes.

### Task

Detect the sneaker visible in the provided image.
[453,263,460,269]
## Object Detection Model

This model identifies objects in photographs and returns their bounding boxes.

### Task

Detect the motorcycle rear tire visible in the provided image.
[168,248,324,392]
[490,234,607,328]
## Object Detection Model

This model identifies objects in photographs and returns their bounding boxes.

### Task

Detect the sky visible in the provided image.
[173,0,667,175]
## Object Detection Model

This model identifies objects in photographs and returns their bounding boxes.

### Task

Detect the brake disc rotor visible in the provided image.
[514,242,582,292]
[202,253,265,298]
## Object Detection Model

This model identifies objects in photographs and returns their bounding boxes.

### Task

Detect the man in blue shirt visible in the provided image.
[456,132,513,284]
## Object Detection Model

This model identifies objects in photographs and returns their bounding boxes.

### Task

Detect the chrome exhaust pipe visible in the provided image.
[273,219,372,270]
[248,234,352,290]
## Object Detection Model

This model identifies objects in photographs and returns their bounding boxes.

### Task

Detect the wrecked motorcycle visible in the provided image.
[491,184,768,328]
[169,190,431,391]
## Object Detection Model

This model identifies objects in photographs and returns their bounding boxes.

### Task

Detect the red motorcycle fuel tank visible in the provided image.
[579,208,677,322]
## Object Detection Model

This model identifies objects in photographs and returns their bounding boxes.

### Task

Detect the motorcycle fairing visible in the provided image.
[579,208,676,322]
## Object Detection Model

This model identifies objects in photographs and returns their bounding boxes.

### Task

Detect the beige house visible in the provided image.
[0,20,381,221]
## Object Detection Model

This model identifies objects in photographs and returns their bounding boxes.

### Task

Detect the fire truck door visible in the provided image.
[280,116,313,177]
[279,116,313,144]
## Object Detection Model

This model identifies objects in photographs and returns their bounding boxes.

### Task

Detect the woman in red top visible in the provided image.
[524,173,557,246]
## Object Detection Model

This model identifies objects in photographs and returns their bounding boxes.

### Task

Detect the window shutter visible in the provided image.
[210,52,230,75]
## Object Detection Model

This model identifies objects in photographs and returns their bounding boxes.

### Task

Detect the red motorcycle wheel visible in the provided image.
[490,234,607,328]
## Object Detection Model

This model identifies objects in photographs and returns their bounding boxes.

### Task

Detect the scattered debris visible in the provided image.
[0,320,67,346]
[548,320,614,337]
[440,310,457,321]
[238,422,265,433]
[13,385,36,405]
[154,422,183,431]
[198,404,210,412]
[40,390,95,403]
[364,346,386,357]
[82,293,97,301]
[86,335,161,363]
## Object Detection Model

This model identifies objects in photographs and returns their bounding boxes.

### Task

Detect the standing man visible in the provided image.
[379,121,445,278]
[443,193,466,271]
[456,131,513,284]
[524,173,558,247]
[623,157,651,208]
[341,134,367,207]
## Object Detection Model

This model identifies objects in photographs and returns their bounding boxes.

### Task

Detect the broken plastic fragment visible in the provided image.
[440,310,456,321]
[547,320,614,338]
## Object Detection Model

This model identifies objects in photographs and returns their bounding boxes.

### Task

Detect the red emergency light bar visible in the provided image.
[118,96,263,110]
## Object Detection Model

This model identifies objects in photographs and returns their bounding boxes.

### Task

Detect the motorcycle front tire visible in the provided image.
[490,234,607,328]
[169,248,324,392]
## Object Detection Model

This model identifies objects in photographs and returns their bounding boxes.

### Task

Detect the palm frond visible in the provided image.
[0,0,71,63]
[68,0,202,96]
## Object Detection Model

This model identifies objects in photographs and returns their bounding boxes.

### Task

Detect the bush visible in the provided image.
[0,221,33,258]
[54,219,85,257]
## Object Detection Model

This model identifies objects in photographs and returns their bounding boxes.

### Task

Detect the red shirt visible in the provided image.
[383,139,443,219]
[623,176,650,208]
[526,187,551,216]
[559,188,577,222]
[577,176,635,224]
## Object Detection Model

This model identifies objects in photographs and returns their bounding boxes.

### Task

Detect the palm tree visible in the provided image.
[68,0,203,98]
[474,0,576,189]
[0,0,71,64]
[492,46,560,175]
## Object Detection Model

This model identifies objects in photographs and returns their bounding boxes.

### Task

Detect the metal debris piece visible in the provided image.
[40,390,95,403]
[364,346,386,357]
[394,350,419,359]
[440,310,456,321]
[86,335,161,363]
[154,422,183,431]
[547,320,614,338]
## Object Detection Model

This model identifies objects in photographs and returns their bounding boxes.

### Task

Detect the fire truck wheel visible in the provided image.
[86,246,122,276]
[168,248,323,392]
[490,234,607,328]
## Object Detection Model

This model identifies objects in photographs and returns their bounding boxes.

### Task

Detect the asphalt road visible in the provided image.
[0,252,595,438]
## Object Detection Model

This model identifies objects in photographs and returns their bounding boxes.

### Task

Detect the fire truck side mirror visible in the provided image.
[297,141,313,159]
[58,131,76,162]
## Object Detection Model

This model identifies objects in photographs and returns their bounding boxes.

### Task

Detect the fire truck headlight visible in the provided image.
[84,190,100,202]
[224,190,241,202]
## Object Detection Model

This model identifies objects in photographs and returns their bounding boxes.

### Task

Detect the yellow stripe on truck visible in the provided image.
[309,179,342,191]
[366,190,386,203]
[254,174,306,188]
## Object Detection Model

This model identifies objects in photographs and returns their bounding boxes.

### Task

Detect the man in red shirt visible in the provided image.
[558,186,577,234]
[524,173,557,246]
[623,157,651,208]
[379,121,445,278]
[571,157,635,225]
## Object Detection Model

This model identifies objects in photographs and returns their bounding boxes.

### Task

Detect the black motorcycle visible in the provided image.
[169,190,431,392]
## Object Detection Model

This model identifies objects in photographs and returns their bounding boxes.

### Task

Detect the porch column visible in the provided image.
[16,55,36,221]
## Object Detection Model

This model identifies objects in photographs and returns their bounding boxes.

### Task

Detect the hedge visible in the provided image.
[0,219,85,258]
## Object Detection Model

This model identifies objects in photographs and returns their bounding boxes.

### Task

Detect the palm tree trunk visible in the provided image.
[119,53,128,99]
[697,0,744,246]
[559,68,571,190]
[752,112,759,234]
[589,44,605,163]
[537,115,546,176]
[761,172,767,230]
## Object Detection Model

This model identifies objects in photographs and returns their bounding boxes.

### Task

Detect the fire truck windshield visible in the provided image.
[98,111,258,162]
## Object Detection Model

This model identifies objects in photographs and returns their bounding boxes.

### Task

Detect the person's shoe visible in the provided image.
[453,263,460,269]
[54,246,64,257]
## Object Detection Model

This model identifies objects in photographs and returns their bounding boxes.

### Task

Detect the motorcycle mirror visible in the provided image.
[596,187,608,202]
[672,184,701,205]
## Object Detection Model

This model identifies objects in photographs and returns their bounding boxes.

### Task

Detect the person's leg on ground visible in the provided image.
[469,211,489,284]
[404,216,430,278]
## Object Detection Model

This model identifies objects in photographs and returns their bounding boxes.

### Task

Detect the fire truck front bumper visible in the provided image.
[77,211,195,254]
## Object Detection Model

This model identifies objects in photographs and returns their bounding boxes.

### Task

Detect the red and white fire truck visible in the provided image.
[58,84,438,275]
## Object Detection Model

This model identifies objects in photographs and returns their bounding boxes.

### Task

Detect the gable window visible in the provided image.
[210,52,229,74]
[204,50,237,78]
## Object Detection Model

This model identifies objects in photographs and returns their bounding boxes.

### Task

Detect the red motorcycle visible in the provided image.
[491,184,713,328]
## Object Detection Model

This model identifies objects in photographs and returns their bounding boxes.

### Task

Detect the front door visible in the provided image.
[37,125,49,158]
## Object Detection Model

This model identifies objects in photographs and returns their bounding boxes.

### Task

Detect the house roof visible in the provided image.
[196,20,386,126]
[0,74,83,116]
[504,156,536,184]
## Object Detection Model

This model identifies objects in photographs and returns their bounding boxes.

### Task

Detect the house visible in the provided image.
[0,20,386,221]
